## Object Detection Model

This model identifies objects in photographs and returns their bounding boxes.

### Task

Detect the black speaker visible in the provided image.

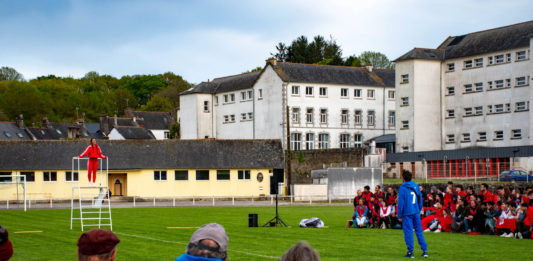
[248,213,258,227]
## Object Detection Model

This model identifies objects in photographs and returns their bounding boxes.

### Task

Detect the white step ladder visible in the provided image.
[70,157,113,231]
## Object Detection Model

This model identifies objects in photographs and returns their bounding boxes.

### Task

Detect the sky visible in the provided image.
[1,0,532,84]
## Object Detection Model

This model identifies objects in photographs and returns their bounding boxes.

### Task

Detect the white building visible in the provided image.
[179,59,396,149]
[394,21,533,153]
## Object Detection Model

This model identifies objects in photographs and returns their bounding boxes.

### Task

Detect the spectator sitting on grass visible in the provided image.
[497,201,513,237]
[0,225,13,261]
[484,201,501,235]
[379,200,392,229]
[455,185,466,199]
[452,197,468,232]
[77,229,120,261]
[374,185,384,199]
[386,187,397,206]
[362,186,373,202]
[514,202,529,238]
[479,183,492,203]
[177,223,229,261]
[423,193,436,217]
[279,241,320,261]
[464,200,484,233]
[353,190,363,211]
[466,186,475,204]
[353,198,369,228]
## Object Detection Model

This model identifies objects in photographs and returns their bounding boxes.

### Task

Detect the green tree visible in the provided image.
[289,35,309,63]
[141,95,173,111]
[345,55,363,67]
[169,123,180,139]
[270,42,288,62]
[120,75,168,106]
[155,72,192,108]
[0,67,24,81]
[359,51,395,69]
[111,89,137,116]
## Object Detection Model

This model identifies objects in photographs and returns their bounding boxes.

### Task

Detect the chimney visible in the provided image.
[41,117,50,128]
[99,113,108,135]
[124,108,133,118]
[365,63,372,72]
[207,79,210,82]
[76,116,85,126]
[266,57,277,66]
[114,114,118,126]
[133,116,136,123]
[13,114,24,129]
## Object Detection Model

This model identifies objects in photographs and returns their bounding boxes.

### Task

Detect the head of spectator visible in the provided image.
[481,183,489,192]
[419,185,424,192]
[480,202,487,211]
[435,193,443,203]
[515,190,521,199]
[430,186,437,194]
[279,241,320,261]
[526,187,532,194]
[521,202,529,212]
[383,199,390,207]
[509,194,516,203]
[476,194,485,202]
[470,200,478,209]
[179,223,229,261]
[428,193,434,202]
[437,187,444,195]
[363,186,370,193]
[0,225,13,261]
[401,169,413,182]
[509,202,517,212]
[436,201,443,210]
[378,195,385,204]
[388,187,395,196]
[497,195,503,204]
[497,186,504,195]
[467,186,474,194]
[446,187,453,195]
[528,191,533,204]
[501,201,509,212]
[370,194,376,202]
[356,190,362,198]
[451,194,458,204]
[504,187,511,199]
[77,229,120,261]
[375,185,381,194]
[358,198,365,207]
[443,208,452,218]
[487,201,495,211]
[457,197,464,207]
[455,184,464,193]
[447,181,454,190]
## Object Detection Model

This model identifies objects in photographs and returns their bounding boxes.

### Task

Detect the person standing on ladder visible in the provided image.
[78,138,106,187]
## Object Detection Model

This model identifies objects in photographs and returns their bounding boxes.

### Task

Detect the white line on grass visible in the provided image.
[115,232,278,259]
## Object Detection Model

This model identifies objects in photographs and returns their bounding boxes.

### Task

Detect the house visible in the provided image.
[0,139,284,198]
[178,59,396,149]
[98,109,173,140]
[0,119,32,141]
[25,117,92,140]
[108,126,156,140]
[394,20,533,153]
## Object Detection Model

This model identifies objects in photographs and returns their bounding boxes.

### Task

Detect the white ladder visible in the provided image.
[71,186,113,231]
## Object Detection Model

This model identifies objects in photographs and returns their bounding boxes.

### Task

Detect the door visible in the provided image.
[411,162,415,177]
[108,174,127,197]
[270,169,284,195]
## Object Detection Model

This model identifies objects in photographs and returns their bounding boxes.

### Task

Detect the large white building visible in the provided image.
[394,21,533,152]
[179,59,396,149]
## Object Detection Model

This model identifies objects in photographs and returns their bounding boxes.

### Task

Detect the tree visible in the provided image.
[270,42,288,62]
[155,72,192,108]
[272,35,344,65]
[323,35,343,65]
[141,95,173,111]
[289,35,309,63]
[308,35,326,63]
[0,67,24,81]
[120,75,168,106]
[169,123,180,139]
[241,66,263,74]
[359,51,395,69]
[345,55,363,67]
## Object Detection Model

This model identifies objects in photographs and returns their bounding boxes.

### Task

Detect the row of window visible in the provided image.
[446,102,529,118]
[447,50,530,71]
[446,77,530,95]
[291,86,394,100]
[446,129,522,143]
[291,108,395,126]
[214,89,264,106]
[154,170,252,181]
[290,133,364,150]
[0,171,79,182]
[223,113,253,123]
[3,131,24,138]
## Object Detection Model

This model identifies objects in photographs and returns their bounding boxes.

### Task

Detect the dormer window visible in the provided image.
[56,129,62,134]
[17,133,23,138]
[4,132,11,138]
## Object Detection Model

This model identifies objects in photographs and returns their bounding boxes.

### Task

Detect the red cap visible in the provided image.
[77,229,120,256]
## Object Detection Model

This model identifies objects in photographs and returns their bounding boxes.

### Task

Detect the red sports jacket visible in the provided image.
[79,144,107,159]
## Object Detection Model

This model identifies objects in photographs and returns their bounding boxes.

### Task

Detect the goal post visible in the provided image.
[0,174,27,211]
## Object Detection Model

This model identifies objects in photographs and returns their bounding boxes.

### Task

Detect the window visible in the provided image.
[241,113,247,120]
[495,131,504,139]
[447,87,455,95]
[223,95,228,103]
[355,110,362,125]
[367,90,375,99]
[291,133,301,150]
[320,109,327,123]
[354,89,361,98]
[447,135,455,142]
[306,133,314,150]
[354,134,362,147]
[215,96,219,105]
[292,108,299,122]
[512,129,522,139]
[259,89,263,98]
[388,91,395,99]
[175,171,188,180]
[230,115,235,122]
[388,111,395,125]
[248,91,253,100]
[402,147,409,152]
[464,84,473,92]
[341,110,348,124]
[478,132,487,141]
[506,103,511,112]
[196,170,210,180]
[506,79,511,87]
[306,86,313,96]
[495,80,504,88]
[488,56,493,65]
[475,83,483,91]
[203,101,209,111]
[475,58,483,67]
[40,130,45,135]
[488,105,493,113]
[292,86,300,95]
[475,106,483,115]
[495,104,504,113]
[56,129,62,134]
[495,55,504,63]
[368,111,375,125]
[248,113,253,120]
[462,133,471,142]
[488,81,493,89]
[306,109,313,123]
[517,51,527,60]
[447,63,455,71]
[230,94,235,102]
[154,171,167,181]
[65,171,79,182]
[318,134,329,149]
[402,74,409,83]
[340,134,350,148]
[465,60,473,68]
[241,92,246,101]
[319,87,327,96]
[506,53,511,62]
[4,132,11,138]
[19,172,34,182]
[224,115,229,122]
[516,102,527,111]
[401,97,409,105]
[447,110,455,118]
[465,108,473,116]
[217,170,230,180]
[402,121,409,129]
[341,88,348,97]
[43,172,57,182]
[238,170,251,180]
[517,77,527,86]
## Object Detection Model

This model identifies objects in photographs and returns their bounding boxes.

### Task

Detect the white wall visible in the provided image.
[214,89,254,139]
[108,129,125,140]
[395,59,416,151]
[254,65,284,140]
[150,130,168,140]
[179,94,198,139]
[293,184,328,201]
[196,93,214,139]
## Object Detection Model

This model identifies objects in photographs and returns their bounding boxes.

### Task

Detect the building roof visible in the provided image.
[113,126,155,139]
[364,134,395,145]
[26,127,61,140]
[84,123,100,134]
[212,71,262,93]
[271,63,395,87]
[132,111,172,130]
[393,48,445,62]
[178,82,220,95]
[49,123,92,139]
[0,140,285,170]
[108,117,136,128]
[0,122,32,140]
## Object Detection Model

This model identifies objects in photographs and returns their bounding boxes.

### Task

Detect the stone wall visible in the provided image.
[288,147,368,184]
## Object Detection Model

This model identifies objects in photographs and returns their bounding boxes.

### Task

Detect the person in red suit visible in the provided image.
[79,138,107,187]
[362,186,373,203]
[479,183,493,203]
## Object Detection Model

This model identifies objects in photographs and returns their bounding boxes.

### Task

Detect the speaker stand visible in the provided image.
[262,194,289,227]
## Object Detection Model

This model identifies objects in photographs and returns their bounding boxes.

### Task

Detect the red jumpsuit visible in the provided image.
[79,144,106,183]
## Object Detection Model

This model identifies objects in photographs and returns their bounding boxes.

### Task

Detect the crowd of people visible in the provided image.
[352,182,533,238]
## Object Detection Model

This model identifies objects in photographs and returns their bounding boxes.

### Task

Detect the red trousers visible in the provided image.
[87,158,98,182]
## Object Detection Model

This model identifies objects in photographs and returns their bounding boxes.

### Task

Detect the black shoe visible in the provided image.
[421,252,428,258]
[404,252,414,258]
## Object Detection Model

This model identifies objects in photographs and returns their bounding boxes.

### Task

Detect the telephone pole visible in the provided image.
[286,106,291,196]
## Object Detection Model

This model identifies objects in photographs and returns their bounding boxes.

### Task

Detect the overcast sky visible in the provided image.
[1,0,532,83]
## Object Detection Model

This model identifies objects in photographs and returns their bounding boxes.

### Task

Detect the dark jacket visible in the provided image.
[455,205,469,219]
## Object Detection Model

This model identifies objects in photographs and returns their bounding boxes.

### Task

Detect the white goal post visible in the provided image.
[0,174,27,211]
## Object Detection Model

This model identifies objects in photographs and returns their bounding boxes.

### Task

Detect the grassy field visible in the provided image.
[1,206,530,260]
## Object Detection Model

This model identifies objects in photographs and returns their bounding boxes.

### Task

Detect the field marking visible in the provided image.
[13,231,43,234]
[115,232,278,259]
[166,227,200,229]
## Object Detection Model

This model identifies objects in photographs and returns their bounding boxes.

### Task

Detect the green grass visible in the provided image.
[1,206,530,260]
